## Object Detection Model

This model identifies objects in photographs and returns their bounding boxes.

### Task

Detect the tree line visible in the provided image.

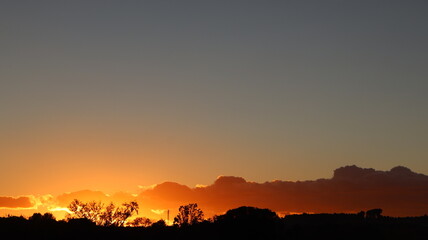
[1,200,427,239]
[65,199,385,227]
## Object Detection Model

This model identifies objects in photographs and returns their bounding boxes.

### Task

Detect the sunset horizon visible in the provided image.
[1,1,427,238]
[2,164,427,221]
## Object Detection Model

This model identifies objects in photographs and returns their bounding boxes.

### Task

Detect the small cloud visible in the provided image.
[56,190,110,206]
[138,184,157,191]
[151,209,166,215]
[31,194,54,208]
[0,196,36,209]
[48,207,72,214]
[195,184,207,188]
[214,176,246,185]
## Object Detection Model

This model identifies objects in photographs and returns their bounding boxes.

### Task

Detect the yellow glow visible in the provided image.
[151,209,166,215]
[48,207,72,214]
[138,184,157,191]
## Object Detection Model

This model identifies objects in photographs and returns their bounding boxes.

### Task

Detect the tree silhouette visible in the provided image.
[2,205,428,239]
[152,219,167,228]
[67,199,138,226]
[366,208,382,219]
[127,217,153,227]
[29,212,56,222]
[212,206,280,239]
[173,203,204,227]
[215,206,279,230]
[67,199,103,223]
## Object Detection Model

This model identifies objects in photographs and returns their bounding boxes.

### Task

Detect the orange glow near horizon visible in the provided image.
[1,166,428,221]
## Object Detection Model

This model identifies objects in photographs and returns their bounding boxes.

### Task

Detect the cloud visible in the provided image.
[135,165,428,217]
[141,182,194,202]
[0,196,34,209]
[2,165,427,218]
[138,184,157,191]
[0,194,54,210]
[214,176,247,186]
[48,207,72,214]
[151,209,166,215]
[56,190,110,206]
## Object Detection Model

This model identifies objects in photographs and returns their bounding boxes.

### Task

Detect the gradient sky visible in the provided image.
[1,1,427,196]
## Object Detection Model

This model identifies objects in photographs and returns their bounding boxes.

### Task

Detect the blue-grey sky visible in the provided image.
[1,1,427,195]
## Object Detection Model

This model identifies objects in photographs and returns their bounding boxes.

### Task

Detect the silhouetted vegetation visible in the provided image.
[1,203,428,240]
[366,208,383,219]
[67,199,138,227]
[127,217,153,227]
[174,203,204,227]
[29,212,56,222]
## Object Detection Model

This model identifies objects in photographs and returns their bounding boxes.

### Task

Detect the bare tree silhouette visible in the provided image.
[66,199,138,226]
[173,203,204,227]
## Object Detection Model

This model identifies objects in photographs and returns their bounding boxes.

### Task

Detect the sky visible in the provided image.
[1,0,428,212]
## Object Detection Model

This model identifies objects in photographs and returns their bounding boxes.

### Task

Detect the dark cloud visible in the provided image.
[56,190,110,206]
[137,182,194,210]
[55,189,140,207]
[0,196,33,208]
[214,176,247,185]
[41,165,428,218]
[136,165,428,217]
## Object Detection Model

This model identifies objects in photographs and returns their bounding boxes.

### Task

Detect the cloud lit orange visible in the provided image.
[1,166,427,220]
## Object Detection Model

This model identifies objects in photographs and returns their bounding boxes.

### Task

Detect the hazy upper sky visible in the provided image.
[1,1,427,195]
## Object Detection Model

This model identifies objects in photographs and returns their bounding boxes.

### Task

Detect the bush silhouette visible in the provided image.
[127,217,153,227]
[366,208,383,219]
[29,212,56,222]
[67,199,138,226]
[174,203,204,227]
[215,206,279,224]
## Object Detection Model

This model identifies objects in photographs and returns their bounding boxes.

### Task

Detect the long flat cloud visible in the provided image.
[0,196,34,209]
[2,165,428,218]
[137,165,428,217]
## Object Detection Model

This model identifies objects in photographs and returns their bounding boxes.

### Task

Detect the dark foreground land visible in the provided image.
[1,208,428,240]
